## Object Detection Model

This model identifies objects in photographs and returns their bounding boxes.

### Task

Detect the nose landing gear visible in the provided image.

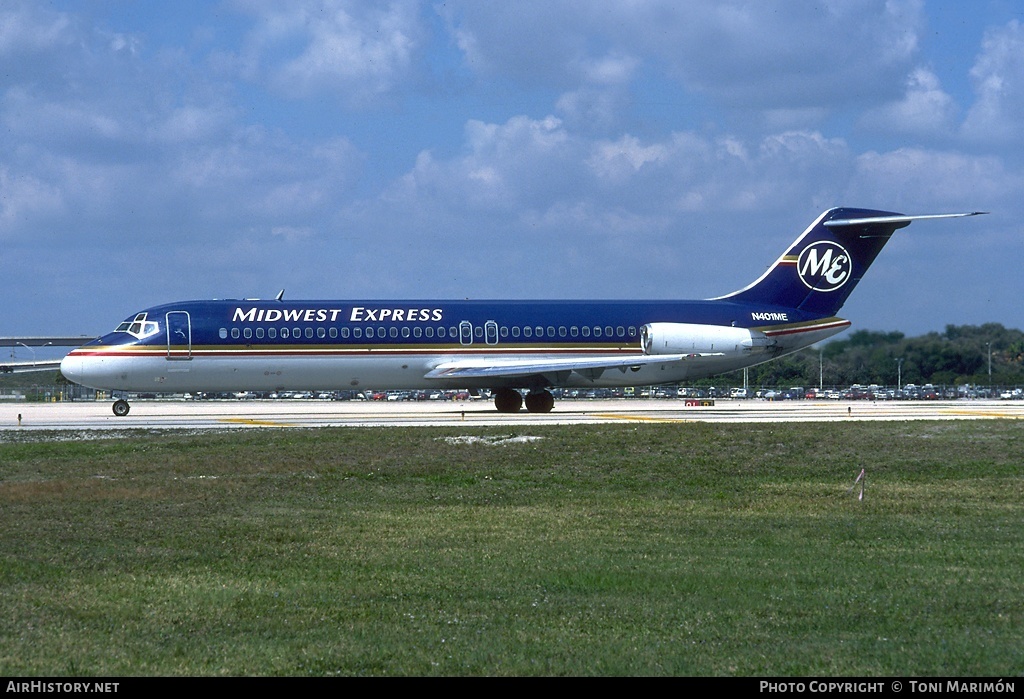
[112,399,130,417]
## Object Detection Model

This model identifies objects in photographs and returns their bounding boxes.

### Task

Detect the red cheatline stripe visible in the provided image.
[68,346,644,359]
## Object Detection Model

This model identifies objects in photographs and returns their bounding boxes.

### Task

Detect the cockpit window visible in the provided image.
[115,312,160,339]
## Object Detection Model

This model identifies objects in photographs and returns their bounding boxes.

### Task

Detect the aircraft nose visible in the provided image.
[60,354,84,384]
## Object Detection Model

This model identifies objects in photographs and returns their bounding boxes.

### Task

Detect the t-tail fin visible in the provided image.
[715,207,986,317]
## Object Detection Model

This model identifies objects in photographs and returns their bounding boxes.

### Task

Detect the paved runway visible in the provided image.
[3,398,1023,431]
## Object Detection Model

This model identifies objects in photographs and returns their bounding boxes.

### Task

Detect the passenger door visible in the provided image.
[165,311,192,360]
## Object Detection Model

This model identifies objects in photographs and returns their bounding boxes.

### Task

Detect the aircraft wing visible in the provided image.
[0,360,63,375]
[425,352,707,383]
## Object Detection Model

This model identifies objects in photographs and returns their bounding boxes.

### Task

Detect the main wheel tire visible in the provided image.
[524,390,554,413]
[493,388,523,413]
[112,399,130,417]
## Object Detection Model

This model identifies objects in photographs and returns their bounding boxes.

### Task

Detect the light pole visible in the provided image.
[986,342,992,385]
[819,347,824,392]
[896,358,903,393]
[16,342,36,367]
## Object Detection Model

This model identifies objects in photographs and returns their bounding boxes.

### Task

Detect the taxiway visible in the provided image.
[3,398,1023,431]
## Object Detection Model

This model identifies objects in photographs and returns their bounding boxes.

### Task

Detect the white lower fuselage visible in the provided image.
[60,319,847,394]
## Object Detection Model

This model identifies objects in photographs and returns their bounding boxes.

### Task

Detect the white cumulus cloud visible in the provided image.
[962,20,1024,145]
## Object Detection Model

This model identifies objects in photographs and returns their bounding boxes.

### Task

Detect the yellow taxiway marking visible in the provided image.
[941,409,1023,419]
[593,413,696,423]
[218,417,297,427]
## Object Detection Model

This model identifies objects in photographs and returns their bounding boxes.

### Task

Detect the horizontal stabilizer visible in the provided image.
[824,212,987,227]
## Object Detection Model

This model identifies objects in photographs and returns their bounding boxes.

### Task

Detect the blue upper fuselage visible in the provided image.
[84,297,829,351]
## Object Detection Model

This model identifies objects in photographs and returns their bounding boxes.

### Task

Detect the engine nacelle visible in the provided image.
[641,322,772,356]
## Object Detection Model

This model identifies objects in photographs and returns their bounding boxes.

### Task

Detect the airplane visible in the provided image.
[60,207,984,416]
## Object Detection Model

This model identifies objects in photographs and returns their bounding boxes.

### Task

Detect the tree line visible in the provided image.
[717,323,1024,389]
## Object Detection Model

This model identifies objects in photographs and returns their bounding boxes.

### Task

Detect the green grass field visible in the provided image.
[1,421,1021,676]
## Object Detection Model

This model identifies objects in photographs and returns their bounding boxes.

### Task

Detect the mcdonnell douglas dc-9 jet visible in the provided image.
[61,207,983,416]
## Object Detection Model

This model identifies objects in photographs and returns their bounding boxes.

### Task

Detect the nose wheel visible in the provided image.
[112,399,131,417]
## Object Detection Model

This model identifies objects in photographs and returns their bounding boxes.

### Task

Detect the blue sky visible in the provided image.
[2,0,1022,343]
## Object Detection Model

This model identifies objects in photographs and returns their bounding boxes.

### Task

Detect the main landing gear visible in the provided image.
[492,388,554,413]
[112,399,130,417]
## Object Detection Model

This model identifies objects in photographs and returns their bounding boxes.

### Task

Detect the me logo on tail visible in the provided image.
[797,241,851,292]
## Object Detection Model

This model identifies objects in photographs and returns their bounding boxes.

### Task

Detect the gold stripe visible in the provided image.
[750,316,848,333]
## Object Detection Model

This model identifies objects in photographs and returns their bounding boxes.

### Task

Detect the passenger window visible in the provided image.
[256,328,265,339]
[243,328,252,339]
[219,328,227,339]
[231,328,240,339]
[269,328,277,339]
